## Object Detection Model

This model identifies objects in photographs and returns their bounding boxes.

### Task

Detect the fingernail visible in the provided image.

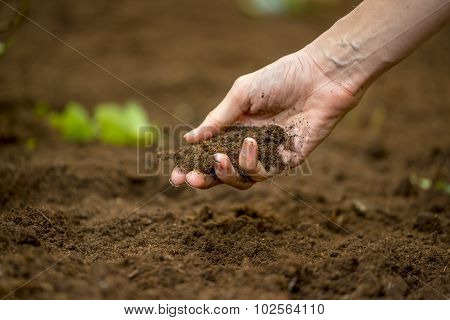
[214,154,225,172]
[213,153,222,163]
[185,180,195,188]
[169,178,180,188]
[183,131,193,139]
[242,138,254,158]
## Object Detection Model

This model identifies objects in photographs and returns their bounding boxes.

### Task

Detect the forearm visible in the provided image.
[304,0,449,95]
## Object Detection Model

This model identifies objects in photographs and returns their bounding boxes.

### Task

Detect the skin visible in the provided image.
[170,0,449,190]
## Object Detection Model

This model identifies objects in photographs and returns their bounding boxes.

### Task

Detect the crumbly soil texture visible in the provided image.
[164,125,288,176]
[0,0,449,299]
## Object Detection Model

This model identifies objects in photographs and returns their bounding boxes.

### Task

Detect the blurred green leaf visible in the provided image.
[435,181,450,194]
[47,100,154,146]
[94,102,125,145]
[410,174,432,190]
[34,101,51,117]
[236,0,309,16]
[235,0,348,16]
[48,101,96,142]
[25,137,36,150]
[0,37,16,57]
[410,174,450,194]
[94,101,152,146]
[123,101,153,145]
[283,0,309,14]
[418,177,432,190]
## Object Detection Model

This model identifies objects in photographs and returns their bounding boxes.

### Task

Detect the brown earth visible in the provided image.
[166,125,288,175]
[0,0,449,299]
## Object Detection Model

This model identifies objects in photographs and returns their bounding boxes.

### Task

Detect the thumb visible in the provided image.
[184,76,249,143]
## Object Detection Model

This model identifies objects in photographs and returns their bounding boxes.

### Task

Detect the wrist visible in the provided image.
[302,10,395,98]
[302,36,375,99]
[302,0,449,98]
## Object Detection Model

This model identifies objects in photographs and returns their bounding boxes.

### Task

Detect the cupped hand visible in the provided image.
[170,48,362,189]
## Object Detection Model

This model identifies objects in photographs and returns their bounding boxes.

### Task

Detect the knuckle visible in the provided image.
[232,75,246,88]
[229,75,251,112]
[205,111,221,129]
[231,75,250,96]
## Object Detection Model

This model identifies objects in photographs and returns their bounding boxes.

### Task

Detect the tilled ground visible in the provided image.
[0,0,448,299]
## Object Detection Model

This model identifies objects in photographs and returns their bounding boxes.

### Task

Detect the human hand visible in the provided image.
[170,0,449,190]
[170,47,362,189]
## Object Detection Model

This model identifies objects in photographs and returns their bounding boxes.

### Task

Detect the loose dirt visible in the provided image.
[0,0,448,299]
[163,125,288,175]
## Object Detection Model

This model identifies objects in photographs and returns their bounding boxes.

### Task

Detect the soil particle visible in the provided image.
[0,0,449,300]
[162,125,289,176]
[413,212,444,234]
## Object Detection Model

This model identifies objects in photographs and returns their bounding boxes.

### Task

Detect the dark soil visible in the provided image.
[0,0,449,299]
[166,125,288,175]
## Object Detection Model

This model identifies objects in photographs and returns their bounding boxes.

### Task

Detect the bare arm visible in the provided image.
[305,0,450,96]
[172,0,449,189]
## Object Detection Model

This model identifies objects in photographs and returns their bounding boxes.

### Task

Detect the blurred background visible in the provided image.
[1,0,448,161]
[0,0,449,299]
[0,0,357,127]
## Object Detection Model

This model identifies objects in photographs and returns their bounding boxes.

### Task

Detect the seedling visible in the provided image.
[94,101,151,146]
[435,180,450,194]
[0,42,5,56]
[25,138,36,151]
[48,101,96,142]
[46,100,155,146]
[409,173,450,194]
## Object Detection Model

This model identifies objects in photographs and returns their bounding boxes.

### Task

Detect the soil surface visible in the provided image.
[166,125,288,175]
[0,0,449,299]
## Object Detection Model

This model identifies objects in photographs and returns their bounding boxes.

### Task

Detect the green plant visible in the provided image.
[94,101,151,146]
[409,174,450,195]
[46,100,154,146]
[435,180,450,194]
[25,137,36,150]
[48,101,96,142]
[0,0,31,57]
[0,42,5,56]
[34,101,51,117]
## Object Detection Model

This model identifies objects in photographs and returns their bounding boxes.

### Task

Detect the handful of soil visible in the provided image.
[160,125,289,176]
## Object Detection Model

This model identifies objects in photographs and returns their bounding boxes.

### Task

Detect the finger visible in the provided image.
[170,167,187,187]
[238,137,270,182]
[214,153,253,190]
[185,171,222,189]
[184,77,250,143]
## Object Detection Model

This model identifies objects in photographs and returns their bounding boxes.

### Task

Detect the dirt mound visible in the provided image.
[162,125,288,175]
[0,0,449,300]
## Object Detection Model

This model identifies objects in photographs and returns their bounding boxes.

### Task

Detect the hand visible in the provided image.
[170,47,362,189]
